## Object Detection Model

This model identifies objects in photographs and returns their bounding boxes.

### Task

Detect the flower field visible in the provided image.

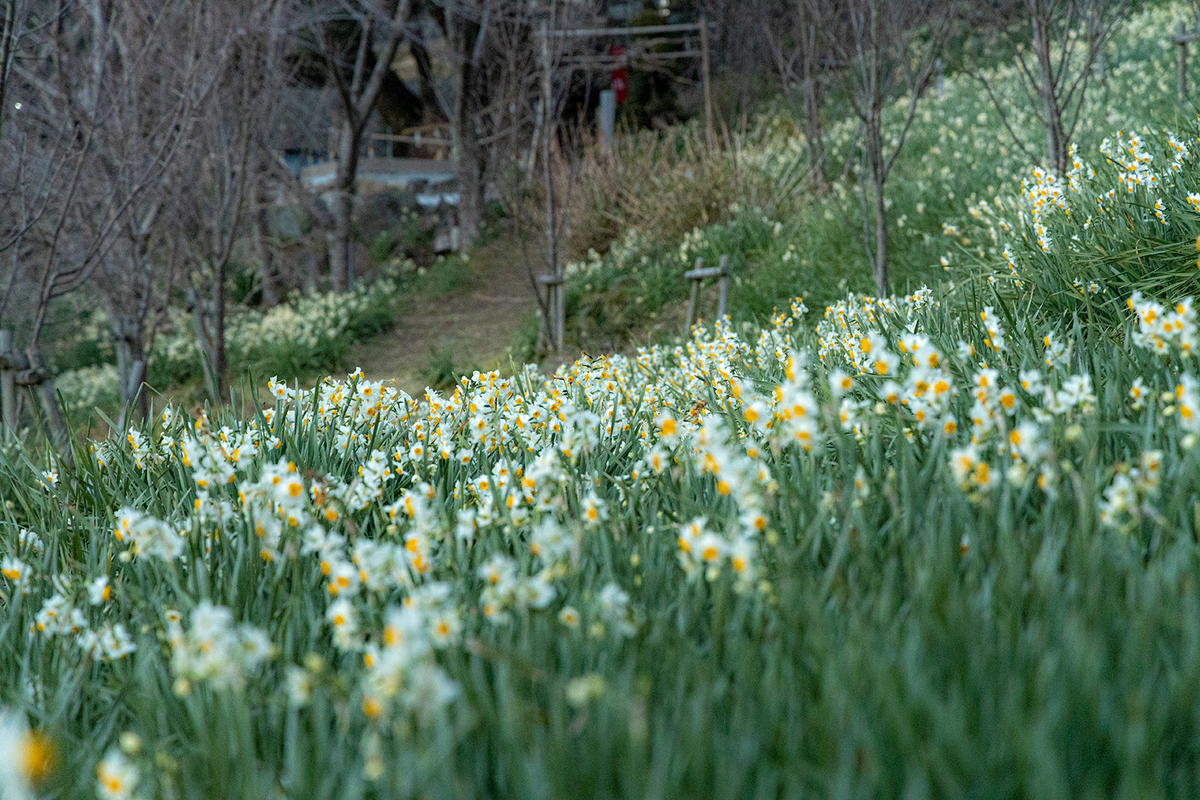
[11,4,1200,797]
[8,193,1200,795]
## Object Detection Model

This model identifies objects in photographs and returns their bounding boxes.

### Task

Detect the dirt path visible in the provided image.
[350,237,545,394]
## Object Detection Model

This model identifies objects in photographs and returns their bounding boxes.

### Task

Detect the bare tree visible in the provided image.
[761,0,837,190]
[0,0,258,444]
[0,0,235,446]
[0,0,26,138]
[972,0,1127,176]
[91,206,182,426]
[178,0,286,404]
[445,1,492,249]
[795,0,833,191]
[251,151,283,310]
[484,3,553,343]
[307,0,413,292]
[826,0,949,295]
[441,0,558,251]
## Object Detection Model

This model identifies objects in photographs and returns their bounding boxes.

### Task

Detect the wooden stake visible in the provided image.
[685,257,703,335]
[716,254,729,320]
[0,330,15,442]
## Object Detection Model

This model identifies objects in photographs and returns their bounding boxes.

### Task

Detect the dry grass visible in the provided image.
[563,121,809,260]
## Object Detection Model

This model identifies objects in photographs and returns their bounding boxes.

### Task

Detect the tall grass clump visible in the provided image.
[566,120,810,259]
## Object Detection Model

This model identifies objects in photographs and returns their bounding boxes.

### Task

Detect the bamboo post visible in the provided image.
[1179,22,1188,103]
[598,89,616,156]
[537,274,563,353]
[0,330,15,442]
[700,15,715,149]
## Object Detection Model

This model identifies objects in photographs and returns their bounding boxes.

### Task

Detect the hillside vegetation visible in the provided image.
[562,3,1194,349]
[8,4,1200,799]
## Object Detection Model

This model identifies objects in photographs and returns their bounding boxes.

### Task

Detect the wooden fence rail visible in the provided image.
[683,254,730,336]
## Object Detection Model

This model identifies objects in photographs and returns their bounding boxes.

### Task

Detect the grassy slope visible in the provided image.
[558,3,1191,352]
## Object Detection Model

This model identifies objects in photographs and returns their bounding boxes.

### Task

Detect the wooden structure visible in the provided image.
[0,330,70,455]
[538,17,717,353]
[1174,21,1200,102]
[549,19,716,146]
[0,330,17,443]
[683,254,729,335]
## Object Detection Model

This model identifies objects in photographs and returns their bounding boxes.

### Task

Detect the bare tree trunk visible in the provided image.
[115,359,147,430]
[253,165,279,307]
[109,310,149,422]
[114,328,131,406]
[449,8,488,251]
[862,105,889,295]
[871,172,887,295]
[412,38,442,122]
[801,71,825,191]
[318,0,412,292]
[211,262,227,403]
[254,205,278,307]
[539,21,562,353]
[0,0,17,138]
[26,345,70,464]
[328,120,359,293]
[1031,10,1066,175]
[798,0,826,191]
[457,96,485,248]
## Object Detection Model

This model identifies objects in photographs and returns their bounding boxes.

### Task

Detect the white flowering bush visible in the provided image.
[154,272,403,384]
[54,365,121,412]
[55,270,406,412]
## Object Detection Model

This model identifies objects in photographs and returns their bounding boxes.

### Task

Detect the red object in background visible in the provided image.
[608,45,628,103]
